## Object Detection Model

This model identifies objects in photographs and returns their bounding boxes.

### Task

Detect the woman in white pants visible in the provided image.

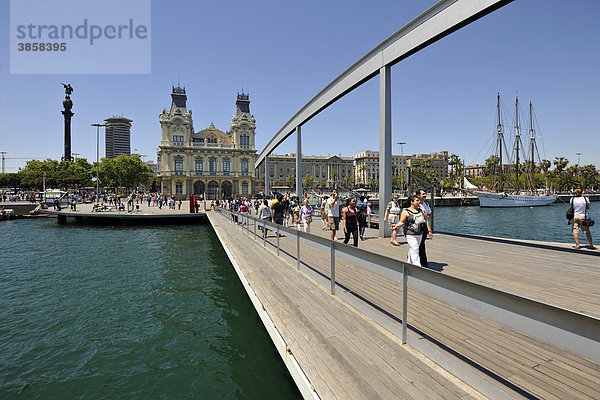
[393,194,433,265]
[299,198,314,233]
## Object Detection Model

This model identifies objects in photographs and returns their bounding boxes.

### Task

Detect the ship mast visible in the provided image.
[497,93,503,192]
[514,96,520,193]
[529,101,535,194]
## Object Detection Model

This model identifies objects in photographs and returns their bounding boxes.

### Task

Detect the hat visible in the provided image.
[574,188,582,195]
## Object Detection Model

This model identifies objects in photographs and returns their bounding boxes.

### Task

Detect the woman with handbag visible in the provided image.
[299,198,314,233]
[384,195,402,246]
[571,188,595,250]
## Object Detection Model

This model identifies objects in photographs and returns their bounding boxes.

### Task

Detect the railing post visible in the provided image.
[253,218,257,240]
[296,231,300,270]
[263,221,267,247]
[276,225,280,256]
[330,241,335,295]
[402,264,408,345]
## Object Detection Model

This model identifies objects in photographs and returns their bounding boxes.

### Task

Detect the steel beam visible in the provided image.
[296,125,303,199]
[379,66,392,238]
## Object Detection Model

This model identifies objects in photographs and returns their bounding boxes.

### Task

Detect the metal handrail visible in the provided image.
[215,207,600,364]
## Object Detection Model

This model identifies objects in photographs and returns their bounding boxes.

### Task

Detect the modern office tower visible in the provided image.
[105,116,132,158]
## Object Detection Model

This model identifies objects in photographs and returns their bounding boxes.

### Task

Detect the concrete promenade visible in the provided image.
[42,200,208,224]
[209,209,600,400]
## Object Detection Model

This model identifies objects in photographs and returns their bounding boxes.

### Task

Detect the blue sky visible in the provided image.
[1,0,599,173]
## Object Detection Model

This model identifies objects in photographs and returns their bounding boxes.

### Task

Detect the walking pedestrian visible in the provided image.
[356,195,368,241]
[320,196,329,230]
[272,194,285,226]
[417,188,433,267]
[299,198,314,233]
[343,197,359,247]
[384,194,402,246]
[327,189,341,241]
[571,188,595,249]
[393,194,432,266]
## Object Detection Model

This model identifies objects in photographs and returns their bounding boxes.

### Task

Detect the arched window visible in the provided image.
[193,181,205,195]
[207,181,219,200]
[221,181,232,199]
[175,181,183,195]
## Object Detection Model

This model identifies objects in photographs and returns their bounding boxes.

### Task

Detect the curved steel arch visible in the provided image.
[257,0,513,166]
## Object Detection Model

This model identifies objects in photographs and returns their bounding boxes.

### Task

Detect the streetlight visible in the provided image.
[91,123,106,204]
[397,142,406,191]
[576,152,582,166]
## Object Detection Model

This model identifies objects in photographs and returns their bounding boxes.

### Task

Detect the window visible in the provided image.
[174,158,183,172]
[209,159,217,172]
[175,181,183,195]
[223,159,230,173]
[192,138,204,143]
[242,181,249,195]
[207,136,217,144]
[240,133,250,146]
[241,159,249,173]
[173,135,184,142]
[195,158,203,172]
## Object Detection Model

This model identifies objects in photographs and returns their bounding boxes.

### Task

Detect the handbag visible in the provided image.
[582,197,595,227]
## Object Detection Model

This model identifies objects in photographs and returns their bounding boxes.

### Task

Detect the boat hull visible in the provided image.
[474,191,557,207]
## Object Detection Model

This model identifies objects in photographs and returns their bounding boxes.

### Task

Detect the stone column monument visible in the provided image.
[61,83,74,162]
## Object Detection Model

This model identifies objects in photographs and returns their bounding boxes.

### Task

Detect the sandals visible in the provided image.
[391,242,400,246]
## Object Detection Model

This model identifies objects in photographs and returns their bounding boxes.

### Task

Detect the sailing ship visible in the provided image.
[474,93,557,207]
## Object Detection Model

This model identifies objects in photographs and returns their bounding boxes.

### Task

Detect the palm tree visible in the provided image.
[303,173,315,189]
[330,171,338,189]
[285,174,295,188]
[553,157,569,174]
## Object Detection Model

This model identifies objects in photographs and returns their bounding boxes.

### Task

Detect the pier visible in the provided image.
[209,208,599,399]
[42,201,207,225]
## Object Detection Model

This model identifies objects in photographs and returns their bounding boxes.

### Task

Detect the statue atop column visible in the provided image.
[61,83,74,162]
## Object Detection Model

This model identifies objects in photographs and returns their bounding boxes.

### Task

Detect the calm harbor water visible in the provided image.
[0,219,300,399]
[435,202,597,244]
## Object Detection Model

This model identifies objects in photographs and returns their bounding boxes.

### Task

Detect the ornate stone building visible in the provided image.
[354,150,448,186]
[257,153,354,189]
[157,86,257,199]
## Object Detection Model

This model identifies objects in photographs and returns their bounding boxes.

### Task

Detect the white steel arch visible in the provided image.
[258,0,513,236]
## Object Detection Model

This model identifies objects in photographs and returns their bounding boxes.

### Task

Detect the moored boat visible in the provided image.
[474,93,556,208]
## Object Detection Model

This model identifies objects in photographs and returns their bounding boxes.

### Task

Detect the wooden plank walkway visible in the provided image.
[210,211,600,399]
[208,212,484,400]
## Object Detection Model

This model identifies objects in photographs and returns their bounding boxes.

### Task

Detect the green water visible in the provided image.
[0,219,300,399]
[435,202,598,244]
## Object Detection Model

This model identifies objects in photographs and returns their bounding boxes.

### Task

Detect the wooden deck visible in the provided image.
[209,211,600,400]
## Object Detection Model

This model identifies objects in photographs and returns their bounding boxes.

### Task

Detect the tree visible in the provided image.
[553,157,569,173]
[99,155,154,190]
[302,173,315,189]
[540,159,551,174]
[285,174,295,188]
[448,154,462,189]
[0,173,19,188]
[330,171,338,189]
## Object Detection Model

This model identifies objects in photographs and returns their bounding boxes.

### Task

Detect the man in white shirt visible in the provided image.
[327,189,341,241]
[571,188,595,250]
[417,188,433,267]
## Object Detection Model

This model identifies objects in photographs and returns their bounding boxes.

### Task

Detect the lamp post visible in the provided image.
[576,152,582,167]
[91,123,106,204]
[397,142,406,191]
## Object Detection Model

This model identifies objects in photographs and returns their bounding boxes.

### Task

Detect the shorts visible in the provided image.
[572,215,590,233]
[328,216,340,230]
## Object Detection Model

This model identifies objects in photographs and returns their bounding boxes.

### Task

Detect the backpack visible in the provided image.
[566,199,574,221]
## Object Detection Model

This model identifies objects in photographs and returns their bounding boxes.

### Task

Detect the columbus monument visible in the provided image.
[61,83,74,162]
